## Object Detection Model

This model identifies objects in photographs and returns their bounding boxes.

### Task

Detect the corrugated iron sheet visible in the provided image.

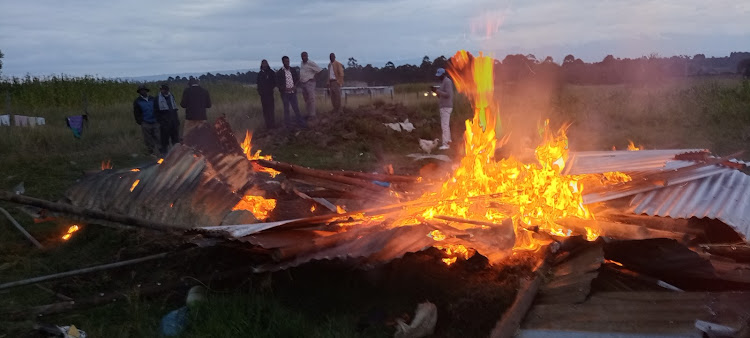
[64,117,258,228]
[564,149,706,175]
[629,169,750,240]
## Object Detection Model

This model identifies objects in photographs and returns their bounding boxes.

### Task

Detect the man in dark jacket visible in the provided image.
[276,56,305,128]
[256,59,277,129]
[155,84,180,153]
[133,85,160,155]
[180,77,212,137]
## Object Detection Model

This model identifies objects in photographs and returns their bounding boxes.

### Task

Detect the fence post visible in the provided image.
[5,91,10,115]
[82,93,88,115]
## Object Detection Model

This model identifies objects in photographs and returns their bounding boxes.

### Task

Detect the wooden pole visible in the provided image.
[0,191,184,234]
[0,252,171,290]
[0,206,43,249]
[256,160,389,192]
[490,249,552,338]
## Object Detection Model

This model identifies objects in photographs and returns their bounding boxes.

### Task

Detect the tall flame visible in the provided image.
[241,131,280,177]
[396,51,601,252]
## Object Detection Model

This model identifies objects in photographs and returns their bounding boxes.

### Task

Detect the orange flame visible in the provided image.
[627,140,642,151]
[395,51,606,252]
[101,160,112,170]
[435,244,471,265]
[240,131,280,177]
[130,179,140,192]
[336,205,347,214]
[130,168,140,172]
[232,194,277,220]
[157,158,164,164]
[310,205,317,212]
[428,230,447,241]
[61,225,80,241]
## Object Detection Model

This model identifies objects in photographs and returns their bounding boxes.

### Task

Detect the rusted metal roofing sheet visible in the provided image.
[628,169,750,240]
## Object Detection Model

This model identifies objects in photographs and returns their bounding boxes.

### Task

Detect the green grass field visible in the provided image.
[1,75,749,337]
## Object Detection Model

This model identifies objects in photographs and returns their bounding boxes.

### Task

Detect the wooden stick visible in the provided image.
[490,248,553,338]
[0,252,170,290]
[0,206,43,249]
[0,191,183,234]
[6,266,256,319]
[327,169,418,183]
[256,160,389,192]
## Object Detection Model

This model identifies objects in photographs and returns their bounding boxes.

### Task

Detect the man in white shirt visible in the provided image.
[299,51,322,118]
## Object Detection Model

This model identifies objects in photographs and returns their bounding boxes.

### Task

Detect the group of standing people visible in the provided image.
[256,52,344,129]
[133,77,211,155]
[132,52,454,156]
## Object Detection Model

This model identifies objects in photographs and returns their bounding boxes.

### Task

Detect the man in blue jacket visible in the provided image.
[133,85,160,155]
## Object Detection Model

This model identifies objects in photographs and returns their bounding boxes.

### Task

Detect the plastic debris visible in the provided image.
[160,306,189,336]
[394,302,438,338]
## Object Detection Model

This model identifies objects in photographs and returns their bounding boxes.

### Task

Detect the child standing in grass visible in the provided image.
[133,85,161,156]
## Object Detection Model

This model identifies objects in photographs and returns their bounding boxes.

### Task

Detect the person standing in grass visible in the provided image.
[180,77,212,137]
[155,84,180,153]
[432,68,454,150]
[276,56,305,128]
[133,85,161,155]
[299,51,322,119]
[327,53,345,113]
[256,59,277,129]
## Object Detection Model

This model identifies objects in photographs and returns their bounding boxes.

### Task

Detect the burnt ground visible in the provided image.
[2,223,536,337]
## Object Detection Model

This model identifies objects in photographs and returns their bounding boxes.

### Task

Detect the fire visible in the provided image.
[232,194,277,220]
[130,179,140,192]
[435,244,471,265]
[240,131,280,177]
[101,160,112,170]
[336,205,347,214]
[310,205,317,212]
[130,168,140,172]
[157,158,164,164]
[61,225,80,240]
[395,51,614,253]
[627,140,642,151]
[428,229,447,241]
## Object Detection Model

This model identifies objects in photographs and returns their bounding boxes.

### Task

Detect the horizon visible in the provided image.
[1,1,749,78]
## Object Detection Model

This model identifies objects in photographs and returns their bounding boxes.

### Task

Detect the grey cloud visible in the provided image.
[0,0,748,77]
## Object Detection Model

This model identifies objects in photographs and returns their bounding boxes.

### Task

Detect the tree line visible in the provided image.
[165,52,750,87]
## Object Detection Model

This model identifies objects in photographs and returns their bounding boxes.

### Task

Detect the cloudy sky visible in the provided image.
[1,0,748,78]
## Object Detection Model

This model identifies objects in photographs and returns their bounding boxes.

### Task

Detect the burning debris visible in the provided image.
[61,225,80,241]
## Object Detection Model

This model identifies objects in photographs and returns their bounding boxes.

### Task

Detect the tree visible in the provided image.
[738,58,750,78]
[543,56,554,64]
[433,55,448,69]
[384,61,395,69]
[525,54,538,64]
[0,49,3,75]
[420,55,432,69]
[602,55,615,64]
[563,54,575,65]
[347,57,359,69]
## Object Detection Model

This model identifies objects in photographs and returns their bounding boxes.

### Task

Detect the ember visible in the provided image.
[232,194,276,220]
[156,158,164,164]
[129,179,140,192]
[101,160,112,170]
[130,168,140,172]
[240,131,280,177]
[61,225,79,240]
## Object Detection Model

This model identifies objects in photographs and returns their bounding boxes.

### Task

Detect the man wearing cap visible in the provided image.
[431,68,454,150]
[133,85,161,155]
[180,76,212,137]
[155,84,180,153]
[299,51,322,119]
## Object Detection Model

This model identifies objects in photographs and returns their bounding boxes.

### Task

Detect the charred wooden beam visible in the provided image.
[0,191,184,234]
[257,160,390,193]
[491,248,553,338]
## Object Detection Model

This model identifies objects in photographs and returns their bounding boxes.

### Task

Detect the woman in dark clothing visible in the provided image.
[256,59,277,129]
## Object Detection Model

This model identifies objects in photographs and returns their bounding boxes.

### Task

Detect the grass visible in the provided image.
[1,75,749,337]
